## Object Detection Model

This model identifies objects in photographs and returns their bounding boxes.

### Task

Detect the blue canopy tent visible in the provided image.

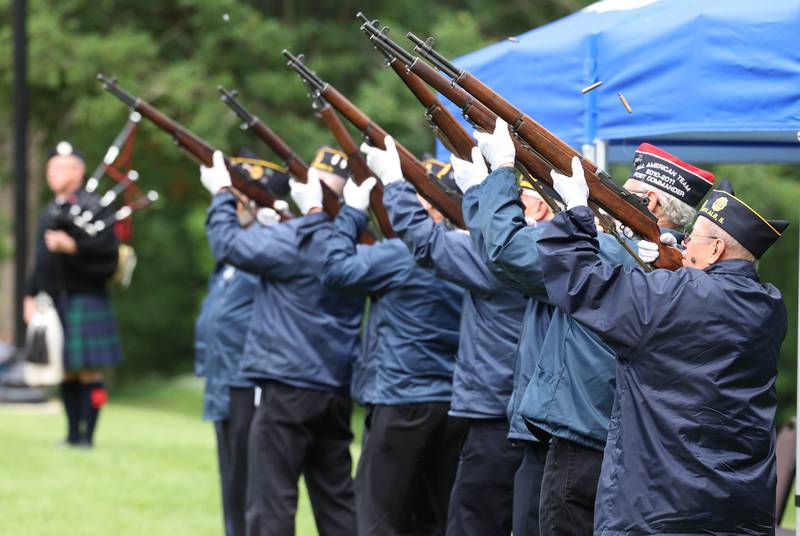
[436,0,800,166]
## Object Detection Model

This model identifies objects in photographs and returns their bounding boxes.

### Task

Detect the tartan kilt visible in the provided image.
[61,293,123,371]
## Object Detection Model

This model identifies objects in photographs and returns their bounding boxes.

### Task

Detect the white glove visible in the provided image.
[551,156,589,210]
[451,146,489,193]
[473,117,515,170]
[343,177,377,212]
[200,150,232,195]
[360,136,403,185]
[637,233,679,263]
[290,167,323,215]
[256,207,280,226]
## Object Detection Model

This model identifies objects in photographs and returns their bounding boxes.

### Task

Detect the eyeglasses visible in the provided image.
[683,234,719,245]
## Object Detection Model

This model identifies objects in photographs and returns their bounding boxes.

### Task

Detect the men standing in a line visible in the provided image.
[361,140,530,536]
[538,159,787,534]
[25,141,122,448]
[458,119,648,534]
[195,155,289,535]
[318,147,465,536]
[202,149,363,536]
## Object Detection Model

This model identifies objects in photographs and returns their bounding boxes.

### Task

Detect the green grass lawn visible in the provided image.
[0,376,795,534]
[0,376,363,536]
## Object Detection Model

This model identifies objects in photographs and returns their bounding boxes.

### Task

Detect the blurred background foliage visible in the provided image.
[0,0,796,422]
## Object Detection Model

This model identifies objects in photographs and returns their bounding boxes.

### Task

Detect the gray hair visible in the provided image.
[640,183,697,229]
[701,218,758,266]
[713,225,757,263]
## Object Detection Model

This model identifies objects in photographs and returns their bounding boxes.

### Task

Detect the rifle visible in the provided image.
[312,97,396,238]
[218,85,342,220]
[357,15,562,215]
[282,49,466,229]
[404,35,681,270]
[97,74,290,217]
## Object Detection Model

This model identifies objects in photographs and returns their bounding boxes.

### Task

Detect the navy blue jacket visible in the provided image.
[321,205,462,405]
[194,262,257,421]
[464,167,638,449]
[383,181,527,419]
[206,193,363,392]
[538,206,787,535]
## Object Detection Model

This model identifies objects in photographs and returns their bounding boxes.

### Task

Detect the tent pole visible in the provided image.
[796,223,799,524]
[594,139,608,172]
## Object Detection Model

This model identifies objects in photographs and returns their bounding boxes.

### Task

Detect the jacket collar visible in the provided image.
[705,259,759,281]
[295,211,331,241]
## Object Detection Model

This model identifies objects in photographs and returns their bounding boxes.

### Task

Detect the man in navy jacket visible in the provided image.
[203,150,363,536]
[369,146,531,536]
[539,161,788,534]
[318,166,464,536]
[460,120,639,535]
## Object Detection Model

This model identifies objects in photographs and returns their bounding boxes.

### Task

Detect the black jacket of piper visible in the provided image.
[26,188,119,299]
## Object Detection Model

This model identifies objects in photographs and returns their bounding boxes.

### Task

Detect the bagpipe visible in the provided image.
[62,113,159,287]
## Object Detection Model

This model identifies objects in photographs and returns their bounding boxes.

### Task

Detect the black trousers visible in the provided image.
[512,440,548,536]
[215,420,235,536]
[229,387,257,536]
[246,380,355,536]
[355,402,467,536]
[538,437,603,536]
[445,418,523,536]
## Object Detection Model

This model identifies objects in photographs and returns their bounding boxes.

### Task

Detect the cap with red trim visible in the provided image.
[630,143,714,208]
[698,189,788,259]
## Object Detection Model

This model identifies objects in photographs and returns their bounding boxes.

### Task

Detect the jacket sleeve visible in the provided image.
[462,167,549,300]
[205,191,298,278]
[321,205,413,294]
[537,206,681,358]
[25,215,48,296]
[384,181,499,292]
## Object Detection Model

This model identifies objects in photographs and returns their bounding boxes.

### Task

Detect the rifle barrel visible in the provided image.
[406,33,461,79]
[98,74,286,214]
[401,36,683,269]
[283,52,465,228]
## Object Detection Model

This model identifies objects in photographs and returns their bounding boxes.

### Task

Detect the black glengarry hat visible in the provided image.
[698,190,788,258]
[230,151,291,197]
[47,140,84,162]
[311,146,350,179]
[631,143,714,208]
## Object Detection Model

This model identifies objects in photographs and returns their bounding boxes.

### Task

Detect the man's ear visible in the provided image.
[533,199,549,221]
[646,191,659,214]
[708,238,726,265]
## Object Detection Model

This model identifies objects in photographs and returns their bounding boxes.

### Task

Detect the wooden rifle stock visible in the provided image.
[282,50,466,230]
[96,74,286,215]
[217,86,346,222]
[406,37,682,270]
[316,102,396,238]
[358,18,560,209]
[386,59,474,161]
